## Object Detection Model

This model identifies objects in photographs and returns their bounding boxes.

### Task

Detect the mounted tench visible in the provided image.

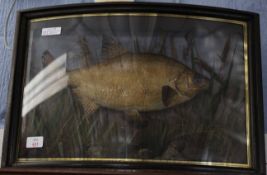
[68,39,209,117]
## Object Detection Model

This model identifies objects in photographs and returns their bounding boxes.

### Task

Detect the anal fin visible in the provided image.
[82,98,99,115]
[72,88,99,115]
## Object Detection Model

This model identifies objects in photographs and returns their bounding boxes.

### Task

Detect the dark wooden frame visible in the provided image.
[1,2,265,175]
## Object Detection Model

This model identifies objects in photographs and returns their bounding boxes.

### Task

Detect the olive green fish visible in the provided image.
[68,40,209,117]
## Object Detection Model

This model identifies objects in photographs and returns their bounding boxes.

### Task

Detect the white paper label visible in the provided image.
[41,27,61,36]
[26,136,44,148]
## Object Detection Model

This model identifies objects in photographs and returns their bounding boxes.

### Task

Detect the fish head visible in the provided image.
[174,70,209,98]
[162,69,209,108]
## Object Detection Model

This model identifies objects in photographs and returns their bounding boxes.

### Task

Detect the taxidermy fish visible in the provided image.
[68,39,209,118]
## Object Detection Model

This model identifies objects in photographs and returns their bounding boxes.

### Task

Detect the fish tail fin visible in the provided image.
[42,50,55,67]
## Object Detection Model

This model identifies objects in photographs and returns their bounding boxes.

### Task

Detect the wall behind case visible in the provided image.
[0,0,266,168]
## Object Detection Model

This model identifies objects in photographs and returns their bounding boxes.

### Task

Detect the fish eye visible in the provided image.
[192,74,204,84]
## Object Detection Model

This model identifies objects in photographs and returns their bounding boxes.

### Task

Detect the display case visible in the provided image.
[1,2,265,175]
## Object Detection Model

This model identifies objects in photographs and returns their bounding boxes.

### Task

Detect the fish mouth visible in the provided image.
[202,81,210,90]
[199,78,210,90]
[192,73,210,90]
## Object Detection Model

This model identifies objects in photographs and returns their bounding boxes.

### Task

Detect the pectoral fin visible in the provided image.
[162,85,178,107]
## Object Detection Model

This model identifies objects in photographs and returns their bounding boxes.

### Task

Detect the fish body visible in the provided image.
[69,53,209,113]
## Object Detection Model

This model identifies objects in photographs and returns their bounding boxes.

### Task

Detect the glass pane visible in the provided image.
[18,14,250,168]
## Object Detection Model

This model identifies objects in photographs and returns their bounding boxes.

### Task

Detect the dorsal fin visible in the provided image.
[102,36,129,59]
[78,37,92,67]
